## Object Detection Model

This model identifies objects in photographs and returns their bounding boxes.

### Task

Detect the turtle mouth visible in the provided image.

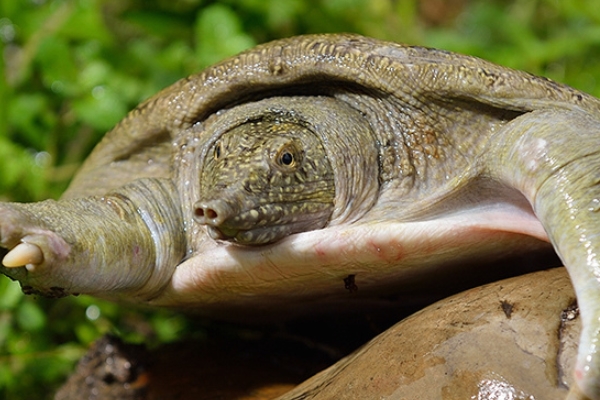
[204,216,330,246]
[204,223,294,245]
[205,225,240,242]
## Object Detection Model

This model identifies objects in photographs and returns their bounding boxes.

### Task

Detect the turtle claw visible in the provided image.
[2,242,44,270]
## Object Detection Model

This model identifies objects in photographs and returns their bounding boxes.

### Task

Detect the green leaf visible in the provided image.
[34,36,78,92]
[16,301,46,332]
[0,280,23,311]
[7,93,51,149]
[0,136,47,201]
[71,86,128,131]
[194,4,256,68]
[58,0,113,44]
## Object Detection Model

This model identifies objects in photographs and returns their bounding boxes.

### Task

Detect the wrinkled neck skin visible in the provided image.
[176,95,380,254]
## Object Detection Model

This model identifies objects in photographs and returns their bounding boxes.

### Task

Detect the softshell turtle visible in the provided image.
[1,34,600,398]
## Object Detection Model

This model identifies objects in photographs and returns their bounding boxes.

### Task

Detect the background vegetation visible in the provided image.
[1,0,600,398]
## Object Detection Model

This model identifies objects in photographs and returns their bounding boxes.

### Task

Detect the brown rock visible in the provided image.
[280,267,578,399]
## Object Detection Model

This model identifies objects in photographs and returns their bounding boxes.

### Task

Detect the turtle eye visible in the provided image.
[214,142,222,160]
[273,140,302,170]
[280,151,294,166]
[276,145,299,168]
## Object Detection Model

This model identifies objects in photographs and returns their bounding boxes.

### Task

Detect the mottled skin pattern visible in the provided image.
[195,118,336,244]
[0,34,600,398]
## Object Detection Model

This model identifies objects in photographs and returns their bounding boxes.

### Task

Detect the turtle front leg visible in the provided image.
[0,178,185,302]
[489,109,600,399]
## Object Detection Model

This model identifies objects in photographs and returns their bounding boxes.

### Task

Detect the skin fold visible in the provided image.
[1,34,599,398]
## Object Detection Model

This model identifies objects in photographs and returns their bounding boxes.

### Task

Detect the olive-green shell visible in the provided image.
[63,33,600,200]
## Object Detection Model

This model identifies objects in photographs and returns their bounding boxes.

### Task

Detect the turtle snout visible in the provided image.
[193,198,235,227]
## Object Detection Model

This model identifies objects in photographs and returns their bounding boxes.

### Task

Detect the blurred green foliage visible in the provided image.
[1,0,600,398]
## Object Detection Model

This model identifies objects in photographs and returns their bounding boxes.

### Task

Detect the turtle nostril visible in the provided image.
[204,208,218,219]
[194,205,218,221]
[193,199,233,226]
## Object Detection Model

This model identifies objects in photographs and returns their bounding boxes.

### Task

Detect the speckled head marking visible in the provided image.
[183,95,379,247]
[194,118,335,245]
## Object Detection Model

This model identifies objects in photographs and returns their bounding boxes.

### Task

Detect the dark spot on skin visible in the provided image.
[21,285,35,295]
[21,285,69,298]
[265,169,274,182]
[49,286,72,298]
[500,300,514,318]
[344,274,358,293]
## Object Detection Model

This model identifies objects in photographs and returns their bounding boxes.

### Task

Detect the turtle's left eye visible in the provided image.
[280,151,294,166]
[271,138,303,170]
[275,144,301,169]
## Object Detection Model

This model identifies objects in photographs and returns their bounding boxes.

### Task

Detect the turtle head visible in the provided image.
[194,119,335,245]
